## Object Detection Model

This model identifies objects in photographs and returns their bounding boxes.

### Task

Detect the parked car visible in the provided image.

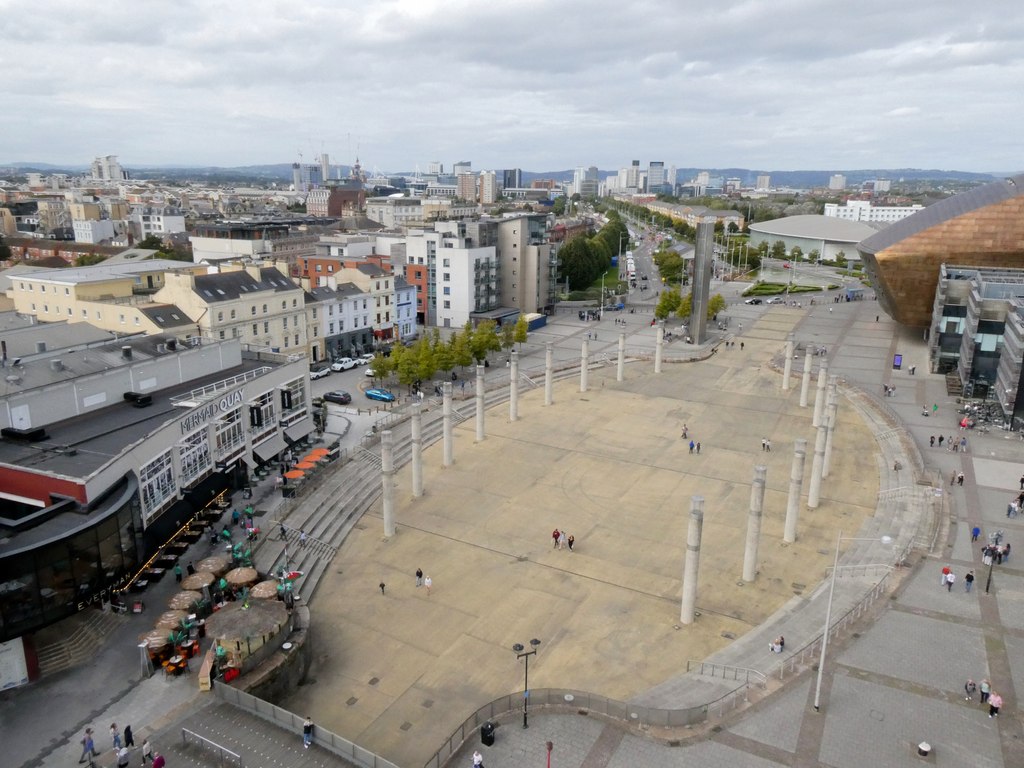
[744,298,763,305]
[364,367,378,378]
[309,366,331,380]
[323,390,352,405]
[365,388,396,403]
[766,296,785,305]
[331,357,357,371]
[358,353,375,365]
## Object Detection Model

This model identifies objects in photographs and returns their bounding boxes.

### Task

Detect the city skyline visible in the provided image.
[1,1,1021,173]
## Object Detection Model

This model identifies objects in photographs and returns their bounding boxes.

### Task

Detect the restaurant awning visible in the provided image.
[253,433,287,465]
[284,417,314,444]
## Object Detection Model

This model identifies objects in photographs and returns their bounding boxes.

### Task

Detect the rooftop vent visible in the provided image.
[35,341,47,353]
[50,359,63,372]
[122,345,132,359]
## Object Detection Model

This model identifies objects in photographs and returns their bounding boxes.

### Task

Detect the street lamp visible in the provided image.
[512,638,541,728]
[813,532,893,712]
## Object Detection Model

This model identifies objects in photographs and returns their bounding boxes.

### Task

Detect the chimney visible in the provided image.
[36,341,47,353]
[166,338,178,351]
[50,359,63,372]
[122,345,132,359]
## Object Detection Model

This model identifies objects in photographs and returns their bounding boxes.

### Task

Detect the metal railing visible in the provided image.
[685,660,767,688]
[180,727,243,768]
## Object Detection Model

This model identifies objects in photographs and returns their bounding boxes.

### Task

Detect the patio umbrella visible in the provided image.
[309,447,329,455]
[224,567,259,588]
[168,590,203,611]
[195,555,231,575]
[155,610,188,630]
[139,629,171,651]
[284,469,304,479]
[181,571,215,591]
[250,580,280,599]
[294,461,316,470]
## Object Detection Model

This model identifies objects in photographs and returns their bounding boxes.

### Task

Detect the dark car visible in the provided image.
[365,388,396,403]
[323,390,352,405]
[744,298,763,305]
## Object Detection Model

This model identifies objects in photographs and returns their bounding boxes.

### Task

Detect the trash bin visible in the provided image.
[480,721,495,747]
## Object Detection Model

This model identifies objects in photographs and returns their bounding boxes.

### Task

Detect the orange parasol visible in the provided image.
[309,448,329,456]
[294,461,316,470]
[284,469,304,479]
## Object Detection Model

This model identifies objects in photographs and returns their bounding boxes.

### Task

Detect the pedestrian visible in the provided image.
[957,472,965,487]
[303,716,314,748]
[765,439,771,452]
[186,561,195,576]
[379,581,386,595]
[945,570,956,591]
[416,568,423,587]
[761,438,767,451]
[424,575,432,595]
[174,563,182,583]
[473,749,484,767]
[989,691,1003,718]
[152,753,165,768]
[930,435,935,447]
[689,440,695,454]
[972,526,981,542]
[1020,474,1024,491]
[552,528,560,548]
[116,746,130,768]
[111,723,122,751]
[299,530,307,548]
[567,534,575,551]
[79,728,98,764]
[558,531,566,550]
[933,403,938,414]
[1004,542,1011,562]
[980,679,991,704]
[740,342,744,350]
[965,679,977,700]
[279,522,287,540]
[123,725,134,748]
[941,565,951,586]
[141,739,153,765]
[960,437,967,452]
[965,570,975,593]
[232,508,240,526]
[696,442,701,454]
[938,435,944,447]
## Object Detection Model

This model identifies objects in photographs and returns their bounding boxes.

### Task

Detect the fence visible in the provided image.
[180,728,244,768]
[215,684,400,768]
[685,660,766,688]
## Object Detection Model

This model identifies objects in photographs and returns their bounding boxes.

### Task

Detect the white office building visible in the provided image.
[823,200,924,224]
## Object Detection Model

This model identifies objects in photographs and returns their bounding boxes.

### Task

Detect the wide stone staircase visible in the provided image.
[34,606,131,677]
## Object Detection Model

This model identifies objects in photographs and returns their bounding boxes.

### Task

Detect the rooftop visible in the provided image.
[750,214,882,242]
[14,259,194,286]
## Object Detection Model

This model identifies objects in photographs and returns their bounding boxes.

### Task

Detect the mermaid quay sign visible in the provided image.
[179,390,244,435]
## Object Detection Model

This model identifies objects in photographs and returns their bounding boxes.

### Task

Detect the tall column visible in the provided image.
[509,350,519,422]
[822,400,839,479]
[784,439,807,543]
[411,402,423,498]
[544,342,554,406]
[655,325,664,373]
[799,350,813,407]
[617,332,626,382]
[782,334,795,391]
[442,382,454,467]
[580,339,589,392]
[690,219,715,344]
[680,496,705,625]
[475,364,485,442]
[381,430,396,537]
[812,363,829,427]
[743,466,767,582]
[807,423,827,509]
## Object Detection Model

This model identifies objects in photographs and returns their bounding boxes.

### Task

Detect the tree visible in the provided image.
[415,337,437,382]
[834,250,847,267]
[513,315,528,348]
[771,240,787,259]
[558,235,598,290]
[676,291,692,320]
[500,322,515,352]
[790,246,804,261]
[137,235,165,251]
[653,250,685,284]
[75,253,108,267]
[552,197,566,216]
[708,293,727,319]
[727,222,739,234]
[0,238,12,262]
[470,320,501,362]
[451,328,474,369]
[655,287,682,320]
[807,249,820,264]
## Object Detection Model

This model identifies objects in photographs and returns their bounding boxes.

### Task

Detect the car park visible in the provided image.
[309,366,331,380]
[323,390,352,404]
[331,357,357,371]
[744,298,763,305]
[365,388,396,402]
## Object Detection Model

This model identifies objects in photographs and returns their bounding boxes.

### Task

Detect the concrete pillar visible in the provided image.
[812,363,829,427]
[544,342,554,406]
[807,422,827,509]
[475,364,485,442]
[655,325,664,373]
[783,334,795,391]
[822,400,839,479]
[617,332,626,382]
[784,439,807,543]
[509,350,519,422]
[442,382,453,467]
[799,350,813,407]
[580,339,589,392]
[680,496,704,625]
[743,466,767,583]
[381,430,396,537]
[411,401,423,498]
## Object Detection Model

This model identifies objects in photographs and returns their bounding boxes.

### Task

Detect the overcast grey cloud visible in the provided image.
[1,0,1020,172]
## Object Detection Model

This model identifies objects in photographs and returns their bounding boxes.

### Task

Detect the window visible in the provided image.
[312,308,317,319]
[329,322,335,334]
[218,330,225,339]
[40,285,46,293]
[82,309,88,318]
[134,316,140,325]
[217,312,223,322]
[252,324,258,336]
[442,258,450,267]
[443,273,450,281]
[139,449,176,523]
[283,317,288,329]
[292,299,297,307]
[316,264,322,272]
[443,300,451,309]
[68,308,73,316]
[179,429,212,487]
[118,313,125,324]
[443,287,451,295]
[282,301,287,310]
[313,327,318,336]
[294,334,298,346]
[262,304,268,314]
[64,287,70,295]
[230,309,236,319]
[264,322,269,333]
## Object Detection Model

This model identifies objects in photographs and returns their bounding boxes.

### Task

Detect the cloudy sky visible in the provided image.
[1,0,1020,173]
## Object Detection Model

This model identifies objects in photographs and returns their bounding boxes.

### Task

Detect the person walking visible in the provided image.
[303,716,314,748]
[765,439,771,452]
[552,528,560,548]
[989,691,1003,718]
[761,438,767,452]
[299,530,307,548]
[965,570,975,593]
[558,531,566,550]
[972,526,981,542]
[123,725,135,748]
[980,679,991,704]
[945,571,956,591]
[110,724,122,751]
[929,435,935,448]
[938,435,945,447]
[174,563,182,583]
[79,728,98,764]
[152,752,165,768]
[957,472,965,487]
[567,534,575,551]
[141,739,153,765]
[117,747,130,768]
[424,575,432,596]
[416,568,423,587]
[941,565,951,586]
[473,749,484,767]
[965,679,978,700]
[1020,473,1024,491]
[379,581,386,595]
[696,442,702,454]
[688,440,695,454]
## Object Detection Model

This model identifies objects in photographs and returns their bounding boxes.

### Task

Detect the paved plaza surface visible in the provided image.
[6,283,1024,768]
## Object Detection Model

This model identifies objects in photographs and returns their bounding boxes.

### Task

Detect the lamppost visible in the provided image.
[813,532,892,712]
[512,638,541,728]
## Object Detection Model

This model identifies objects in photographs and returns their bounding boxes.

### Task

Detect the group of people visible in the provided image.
[79,724,161,767]
[982,542,1010,565]
[939,565,975,592]
[930,434,969,452]
[964,679,1004,718]
[414,567,433,594]
[768,636,785,653]
[551,528,575,551]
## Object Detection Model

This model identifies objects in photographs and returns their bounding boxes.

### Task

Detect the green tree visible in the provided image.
[708,293,727,318]
[558,235,598,290]
[727,222,739,234]
[415,337,437,382]
[834,250,847,267]
[395,344,418,387]
[434,331,454,372]
[771,240,787,259]
[137,235,165,250]
[677,291,692,320]
[75,252,108,267]
[0,238,13,261]
[451,328,474,369]
[372,345,398,381]
[807,249,820,264]
[470,320,501,362]
[513,315,529,348]
[500,322,515,352]
[790,246,803,261]
[653,251,685,284]
[655,287,682,320]
[756,241,770,258]
[552,197,566,216]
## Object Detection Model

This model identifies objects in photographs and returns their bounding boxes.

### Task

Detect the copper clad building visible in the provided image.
[858,174,1024,327]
